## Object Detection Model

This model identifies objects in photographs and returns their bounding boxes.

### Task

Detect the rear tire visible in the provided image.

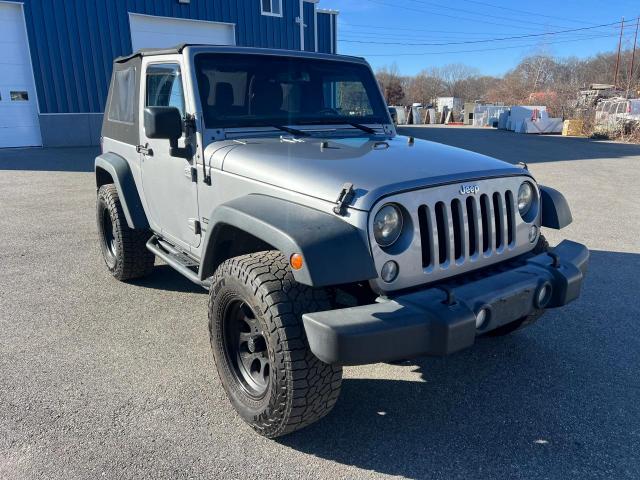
[208,251,342,438]
[96,184,155,281]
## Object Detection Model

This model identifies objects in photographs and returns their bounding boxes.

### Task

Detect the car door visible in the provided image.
[139,61,200,250]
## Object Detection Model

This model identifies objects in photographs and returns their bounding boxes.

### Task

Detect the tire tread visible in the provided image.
[97,184,154,281]
[208,251,342,438]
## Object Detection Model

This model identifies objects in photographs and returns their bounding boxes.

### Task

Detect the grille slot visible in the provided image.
[493,192,504,249]
[417,205,432,267]
[480,194,490,253]
[466,197,477,256]
[435,202,448,265]
[451,199,463,260]
[505,190,515,246]
[419,189,515,269]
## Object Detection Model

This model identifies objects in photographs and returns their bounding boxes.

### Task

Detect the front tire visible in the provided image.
[208,251,342,438]
[96,184,155,281]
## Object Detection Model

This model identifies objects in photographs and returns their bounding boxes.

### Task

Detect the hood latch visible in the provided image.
[333,183,355,216]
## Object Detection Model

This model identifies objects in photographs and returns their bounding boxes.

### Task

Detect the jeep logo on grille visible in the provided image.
[459,184,480,195]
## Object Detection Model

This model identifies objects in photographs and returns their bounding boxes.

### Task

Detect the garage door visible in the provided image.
[129,14,236,52]
[0,2,41,148]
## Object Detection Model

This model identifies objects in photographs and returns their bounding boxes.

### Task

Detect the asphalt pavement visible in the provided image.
[1,128,639,479]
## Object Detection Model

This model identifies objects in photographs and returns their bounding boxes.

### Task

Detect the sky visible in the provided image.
[329,0,640,77]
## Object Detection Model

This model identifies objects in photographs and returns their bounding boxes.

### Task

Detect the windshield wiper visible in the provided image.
[346,122,377,134]
[270,125,309,137]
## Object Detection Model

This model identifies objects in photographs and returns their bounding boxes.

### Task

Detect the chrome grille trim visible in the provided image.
[368,176,540,292]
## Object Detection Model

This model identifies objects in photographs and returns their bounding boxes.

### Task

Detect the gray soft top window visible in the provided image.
[102,58,141,145]
[108,67,136,124]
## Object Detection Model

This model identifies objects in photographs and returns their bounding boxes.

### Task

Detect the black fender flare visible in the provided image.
[539,185,572,230]
[95,152,149,229]
[199,194,378,287]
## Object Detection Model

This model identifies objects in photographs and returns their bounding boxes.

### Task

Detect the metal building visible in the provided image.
[0,0,338,148]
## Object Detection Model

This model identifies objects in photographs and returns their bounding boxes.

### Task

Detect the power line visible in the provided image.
[339,22,529,35]
[352,32,633,57]
[339,18,635,47]
[340,28,612,42]
[340,25,600,39]
[417,0,600,26]
[339,22,603,37]
[365,0,613,33]
[402,0,584,30]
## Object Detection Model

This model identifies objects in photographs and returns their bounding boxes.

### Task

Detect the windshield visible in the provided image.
[194,53,389,129]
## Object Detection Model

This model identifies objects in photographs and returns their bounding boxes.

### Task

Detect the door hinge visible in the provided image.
[136,144,153,156]
[184,113,197,136]
[188,218,201,235]
[183,166,198,182]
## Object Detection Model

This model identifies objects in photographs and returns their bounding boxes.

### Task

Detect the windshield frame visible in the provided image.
[193,52,390,130]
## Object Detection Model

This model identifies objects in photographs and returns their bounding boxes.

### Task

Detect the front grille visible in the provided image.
[368,176,538,292]
[417,190,516,269]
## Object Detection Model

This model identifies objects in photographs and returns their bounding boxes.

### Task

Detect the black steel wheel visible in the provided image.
[96,184,155,281]
[208,251,343,438]
[224,300,271,398]
[100,205,117,268]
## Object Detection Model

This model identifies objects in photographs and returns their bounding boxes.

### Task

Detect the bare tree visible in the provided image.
[431,64,480,98]
[383,48,640,113]
[376,63,406,105]
[406,70,444,106]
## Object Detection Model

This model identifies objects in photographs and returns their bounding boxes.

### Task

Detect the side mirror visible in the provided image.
[144,106,183,140]
[143,106,192,159]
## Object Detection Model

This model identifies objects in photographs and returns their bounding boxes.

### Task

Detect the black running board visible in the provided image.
[146,237,211,290]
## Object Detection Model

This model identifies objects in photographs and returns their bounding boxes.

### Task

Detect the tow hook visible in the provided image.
[435,286,457,306]
[549,251,561,268]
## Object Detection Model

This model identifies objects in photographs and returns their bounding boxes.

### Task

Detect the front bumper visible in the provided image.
[303,240,589,365]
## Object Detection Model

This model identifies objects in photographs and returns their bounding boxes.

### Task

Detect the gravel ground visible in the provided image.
[1,129,639,479]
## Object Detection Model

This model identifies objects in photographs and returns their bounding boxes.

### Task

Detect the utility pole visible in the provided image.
[627,17,639,98]
[614,17,625,88]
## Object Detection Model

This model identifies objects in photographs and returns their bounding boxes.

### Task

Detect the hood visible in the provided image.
[208,135,526,211]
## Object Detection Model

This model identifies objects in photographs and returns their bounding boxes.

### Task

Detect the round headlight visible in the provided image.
[373,204,403,247]
[518,182,535,217]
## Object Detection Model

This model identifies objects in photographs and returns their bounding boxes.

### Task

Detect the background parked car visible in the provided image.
[595,98,640,131]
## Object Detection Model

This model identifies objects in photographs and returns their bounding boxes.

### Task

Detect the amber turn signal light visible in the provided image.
[290,253,304,270]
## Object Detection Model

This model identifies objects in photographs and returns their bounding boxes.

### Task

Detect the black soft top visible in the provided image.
[114,43,193,63]
[114,44,367,65]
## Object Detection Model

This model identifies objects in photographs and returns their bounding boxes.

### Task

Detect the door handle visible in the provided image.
[136,144,153,156]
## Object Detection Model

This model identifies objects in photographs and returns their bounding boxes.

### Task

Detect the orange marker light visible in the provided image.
[290,253,304,270]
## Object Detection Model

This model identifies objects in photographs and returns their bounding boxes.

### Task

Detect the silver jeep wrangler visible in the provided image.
[95,44,588,438]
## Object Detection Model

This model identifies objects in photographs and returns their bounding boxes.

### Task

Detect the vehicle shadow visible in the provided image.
[398,126,640,164]
[279,250,640,479]
[0,146,98,172]
[129,264,205,294]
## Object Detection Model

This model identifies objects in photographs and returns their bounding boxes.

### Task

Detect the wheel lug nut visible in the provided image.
[251,336,266,353]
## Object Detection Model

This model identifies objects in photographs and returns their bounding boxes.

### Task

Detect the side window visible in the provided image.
[108,67,136,124]
[261,0,282,16]
[145,64,185,116]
